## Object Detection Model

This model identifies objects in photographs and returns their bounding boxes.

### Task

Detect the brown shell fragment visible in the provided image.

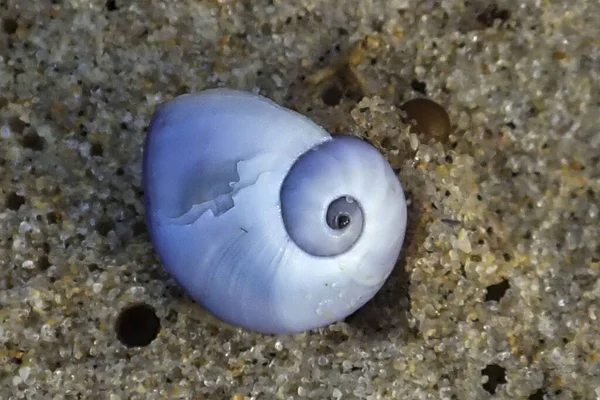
[400,98,452,141]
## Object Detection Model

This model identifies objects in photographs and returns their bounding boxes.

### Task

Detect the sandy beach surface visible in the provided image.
[1,1,599,399]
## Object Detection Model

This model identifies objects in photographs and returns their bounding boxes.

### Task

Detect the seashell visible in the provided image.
[143,88,407,334]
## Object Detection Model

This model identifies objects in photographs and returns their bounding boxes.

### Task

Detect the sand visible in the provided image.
[1,1,599,399]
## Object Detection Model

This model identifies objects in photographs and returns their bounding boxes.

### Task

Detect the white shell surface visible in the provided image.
[143,88,407,334]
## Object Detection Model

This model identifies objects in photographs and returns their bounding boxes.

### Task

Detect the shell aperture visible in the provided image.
[143,88,407,334]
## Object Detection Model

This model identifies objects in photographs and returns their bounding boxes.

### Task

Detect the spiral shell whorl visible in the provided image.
[273,134,406,332]
[280,134,406,272]
[280,136,370,257]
